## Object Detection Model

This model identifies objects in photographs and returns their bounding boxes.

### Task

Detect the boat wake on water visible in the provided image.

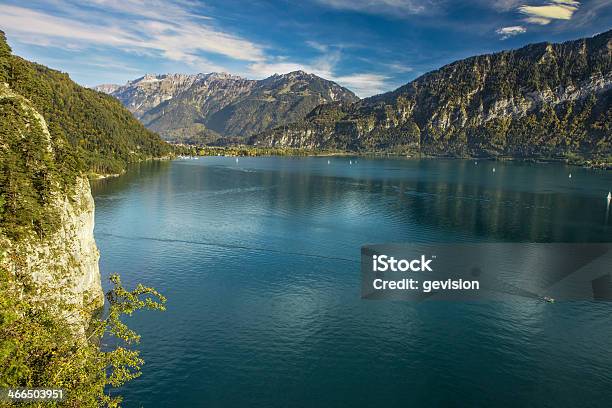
[96,232,358,264]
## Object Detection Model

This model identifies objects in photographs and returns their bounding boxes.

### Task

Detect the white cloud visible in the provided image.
[523,16,553,24]
[486,0,523,11]
[384,63,413,73]
[332,73,390,97]
[0,2,264,72]
[247,53,390,97]
[305,41,330,53]
[246,39,396,97]
[518,1,580,25]
[0,1,394,96]
[496,26,527,39]
[569,0,609,27]
[551,0,580,5]
[316,0,435,17]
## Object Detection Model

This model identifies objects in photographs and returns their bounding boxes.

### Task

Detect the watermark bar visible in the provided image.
[361,243,612,301]
[0,388,65,402]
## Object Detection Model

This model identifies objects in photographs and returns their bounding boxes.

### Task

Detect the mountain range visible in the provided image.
[252,30,611,161]
[94,71,358,144]
[96,29,610,162]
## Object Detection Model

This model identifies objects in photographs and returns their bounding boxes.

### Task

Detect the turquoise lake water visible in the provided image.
[92,157,612,407]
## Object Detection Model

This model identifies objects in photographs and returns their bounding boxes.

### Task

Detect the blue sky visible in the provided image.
[0,0,610,96]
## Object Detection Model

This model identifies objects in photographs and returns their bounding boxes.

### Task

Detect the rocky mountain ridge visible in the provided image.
[92,83,120,94]
[251,30,611,161]
[96,71,358,144]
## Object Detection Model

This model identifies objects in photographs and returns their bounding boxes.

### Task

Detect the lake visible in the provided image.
[92,157,612,407]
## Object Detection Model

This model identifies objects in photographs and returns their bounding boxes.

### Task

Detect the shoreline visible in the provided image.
[88,154,176,180]
[173,144,611,170]
[89,172,123,180]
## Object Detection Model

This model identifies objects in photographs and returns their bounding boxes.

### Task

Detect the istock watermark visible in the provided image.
[361,243,612,301]
[372,254,434,272]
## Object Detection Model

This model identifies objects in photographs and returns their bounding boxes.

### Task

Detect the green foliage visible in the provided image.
[0,31,11,83]
[175,144,347,157]
[0,94,63,240]
[0,267,166,407]
[0,32,173,240]
[0,34,170,176]
[0,32,170,408]
[163,124,223,145]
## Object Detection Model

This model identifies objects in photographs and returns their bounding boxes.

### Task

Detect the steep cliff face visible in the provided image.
[2,178,103,334]
[0,82,103,335]
[251,30,611,160]
[98,71,358,144]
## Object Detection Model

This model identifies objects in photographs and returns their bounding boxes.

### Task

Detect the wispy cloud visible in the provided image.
[384,63,413,73]
[0,1,264,72]
[315,0,436,17]
[518,0,580,25]
[305,41,330,53]
[486,0,524,11]
[332,73,390,97]
[568,0,610,27]
[247,50,389,97]
[0,1,392,96]
[496,25,527,39]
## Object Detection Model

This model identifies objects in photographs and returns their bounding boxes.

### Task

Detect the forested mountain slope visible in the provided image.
[251,30,611,163]
[1,32,170,175]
